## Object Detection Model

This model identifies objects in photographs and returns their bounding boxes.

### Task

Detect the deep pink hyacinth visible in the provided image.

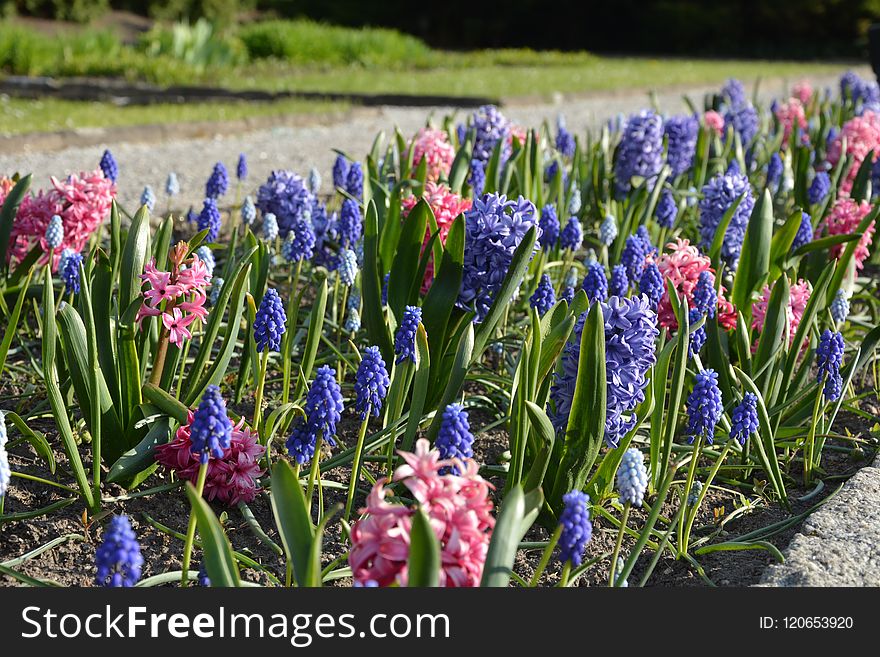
[402,182,472,291]
[822,197,876,270]
[155,411,265,506]
[792,80,813,105]
[136,242,211,347]
[7,169,115,268]
[348,439,495,588]
[410,128,456,182]
[704,110,725,137]
[827,111,880,194]
[655,239,737,331]
[775,97,808,146]
[751,278,812,347]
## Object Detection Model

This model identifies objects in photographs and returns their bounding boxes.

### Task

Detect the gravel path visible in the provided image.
[759,453,880,586]
[0,70,861,213]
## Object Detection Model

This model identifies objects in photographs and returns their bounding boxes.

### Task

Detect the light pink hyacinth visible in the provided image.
[136,242,210,347]
[704,110,725,137]
[751,278,812,347]
[348,439,495,588]
[827,111,880,195]
[402,182,472,291]
[822,197,876,271]
[7,170,115,268]
[792,80,813,105]
[155,411,265,506]
[410,128,456,181]
[655,239,737,331]
[774,97,808,146]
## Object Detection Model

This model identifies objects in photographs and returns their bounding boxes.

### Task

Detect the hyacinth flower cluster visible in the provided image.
[751,278,812,347]
[469,105,511,166]
[530,273,557,315]
[816,330,845,401]
[581,262,608,303]
[729,393,759,445]
[655,189,677,229]
[620,228,653,284]
[155,410,265,505]
[614,109,664,196]
[458,193,540,322]
[286,365,344,465]
[599,213,618,245]
[617,448,648,507]
[95,515,143,587]
[698,169,755,268]
[551,295,659,447]
[559,216,583,251]
[827,111,880,194]
[436,403,475,474]
[59,249,84,295]
[774,97,808,146]
[7,169,115,269]
[808,172,830,206]
[664,114,699,177]
[99,149,118,182]
[609,264,628,297]
[256,170,314,238]
[410,127,456,181]
[135,242,210,349]
[538,204,560,251]
[206,161,229,199]
[254,288,286,353]
[686,369,724,444]
[555,116,576,158]
[354,346,391,420]
[721,78,759,146]
[198,198,222,243]
[556,490,592,567]
[791,212,814,252]
[394,305,422,364]
[822,198,876,271]
[349,439,494,587]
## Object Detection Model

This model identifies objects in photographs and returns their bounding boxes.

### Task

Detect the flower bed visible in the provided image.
[1,71,879,588]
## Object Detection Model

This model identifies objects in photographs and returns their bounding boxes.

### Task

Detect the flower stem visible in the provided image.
[253,348,270,440]
[149,325,170,387]
[804,386,824,486]
[529,525,562,587]
[558,562,572,588]
[343,409,371,523]
[282,259,303,406]
[181,461,208,587]
[305,433,324,519]
[677,434,702,558]
[609,502,631,586]
[682,441,731,551]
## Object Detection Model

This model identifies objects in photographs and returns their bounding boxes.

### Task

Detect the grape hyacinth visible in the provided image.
[551,296,659,446]
[568,187,582,215]
[468,159,486,196]
[286,365,344,464]
[557,490,592,567]
[831,290,850,323]
[599,213,618,245]
[664,114,699,177]
[308,167,322,195]
[95,515,143,587]
[686,369,723,444]
[206,162,229,199]
[555,115,576,158]
[560,216,582,251]
[140,186,156,212]
[609,264,628,298]
[614,109,664,196]
[581,262,608,303]
[99,149,118,182]
[346,162,364,198]
[61,251,83,295]
[538,204,560,251]
[344,308,361,333]
[688,307,707,358]
[198,563,211,587]
[655,189,678,229]
[338,198,363,248]
[332,154,349,189]
[617,448,648,507]
[338,248,358,287]
[471,105,511,165]
[254,288,286,353]
[560,285,575,304]
[286,215,316,262]
[808,171,831,205]
[189,385,233,464]
[241,196,256,226]
[236,153,248,181]
[692,270,717,318]
[208,277,223,305]
[198,198,221,243]
[394,305,422,364]
[816,330,845,401]
[791,211,813,252]
[729,393,758,445]
[687,480,703,507]
[354,346,391,419]
[436,403,475,474]
[699,170,755,268]
[262,212,279,241]
[45,214,64,250]
[767,152,783,189]
[165,172,179,197]
[195,245,215,277]
[620,232,650,284]
[530,273,557,315]
[639,262,664,307]
[459,194,539,322]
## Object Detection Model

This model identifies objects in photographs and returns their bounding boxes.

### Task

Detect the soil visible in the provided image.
[2,392,876,587]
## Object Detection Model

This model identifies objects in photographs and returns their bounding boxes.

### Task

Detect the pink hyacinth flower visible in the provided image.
[410,128,456,182]
[704,110,725,137]
[827,111,880,195]
[162,307,195,347]
[349,439,494,588]
[775,97,808,146]
[792,80,813,105]
[822,197,876,270]
[751,278,812,348]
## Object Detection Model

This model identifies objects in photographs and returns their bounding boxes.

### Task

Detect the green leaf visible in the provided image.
[407,508,440,587]
[362,200,394,363]
[0,267,34,376]
[143,382,189,424]
[708,192,745,268]
[401,325,430,452]
[449,135,474,193]
[119,205,151,313]
[427,322,474,441]
[106,416,172,486]
[270,460,315,587]
[185,483,241,587]
[753,275,790,392]
[388,198,429,321]
[3,411,55,473]
[523,400,556,493]
[792,233,860,257]
[769,209,807,277]
[732,188,773,314]
[480,486,525,587]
